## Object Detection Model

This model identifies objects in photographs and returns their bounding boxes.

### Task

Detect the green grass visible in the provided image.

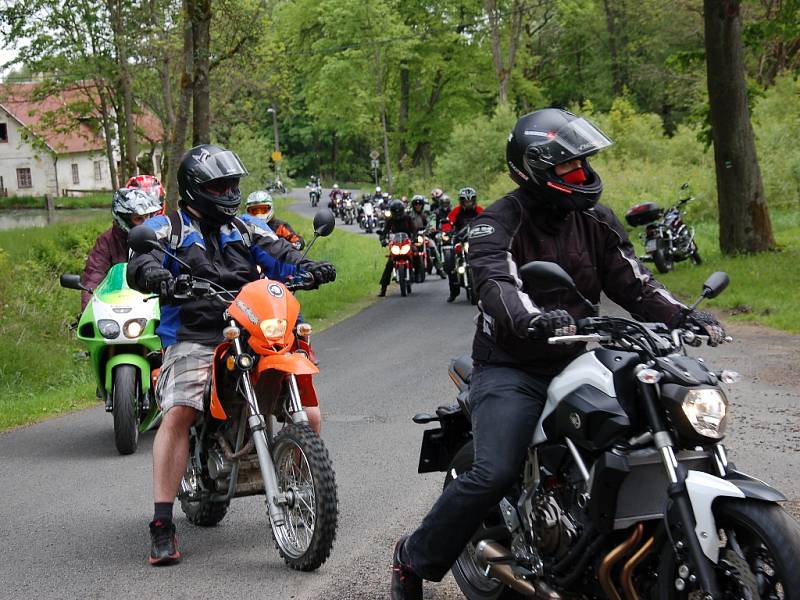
[627,210,800,333]
[0,207,382,431]
[0,192,111,210]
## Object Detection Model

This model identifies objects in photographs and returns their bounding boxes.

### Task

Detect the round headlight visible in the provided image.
[400,244,411,255]
[391,246,401,255]
[123,319,146,338]
[260,318,287,339]
[682,388,728,439]
[98,319,120,339]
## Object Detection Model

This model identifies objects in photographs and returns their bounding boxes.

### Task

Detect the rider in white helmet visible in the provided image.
[243,190,305,250]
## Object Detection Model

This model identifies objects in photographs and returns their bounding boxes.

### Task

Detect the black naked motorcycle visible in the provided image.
[414,262,800,600]
[625,183,701,274]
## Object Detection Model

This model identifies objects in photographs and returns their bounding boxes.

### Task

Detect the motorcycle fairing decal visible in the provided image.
[468,224,495,239]
[235,300,260,325]
[684,470,744,563]
[256,353,319,376]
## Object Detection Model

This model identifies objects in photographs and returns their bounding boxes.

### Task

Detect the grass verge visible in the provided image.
[0,192,111,210]
[0,207,381,432]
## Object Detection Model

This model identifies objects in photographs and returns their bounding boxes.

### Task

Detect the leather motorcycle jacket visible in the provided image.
[469,187,686,375]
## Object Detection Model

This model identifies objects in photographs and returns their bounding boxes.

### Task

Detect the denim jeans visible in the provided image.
[405,364,551,581]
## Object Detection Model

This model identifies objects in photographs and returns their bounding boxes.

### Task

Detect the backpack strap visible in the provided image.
[167,209,183,251]
[231,217,253,247]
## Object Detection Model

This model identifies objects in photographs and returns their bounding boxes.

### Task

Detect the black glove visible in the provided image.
[686,310,725,346]
[142,267,174,295]
[528,310,576,339]
[307,261,336,284]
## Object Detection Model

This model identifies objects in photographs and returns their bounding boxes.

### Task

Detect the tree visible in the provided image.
[704,0,775,253]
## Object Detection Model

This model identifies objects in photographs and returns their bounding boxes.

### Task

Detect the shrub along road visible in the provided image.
[0,190,797,598]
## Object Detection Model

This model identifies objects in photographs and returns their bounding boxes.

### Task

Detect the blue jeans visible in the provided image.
[405,364,551,581]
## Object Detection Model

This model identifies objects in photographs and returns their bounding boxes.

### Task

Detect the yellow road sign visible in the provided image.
[271,151,283,162]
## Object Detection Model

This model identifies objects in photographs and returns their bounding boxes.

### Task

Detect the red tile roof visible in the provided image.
[0,81,163,154]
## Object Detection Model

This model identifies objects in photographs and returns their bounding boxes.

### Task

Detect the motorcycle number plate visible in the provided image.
[645,239,658,252]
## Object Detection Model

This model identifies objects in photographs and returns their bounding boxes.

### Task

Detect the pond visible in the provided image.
[0,208,107,230]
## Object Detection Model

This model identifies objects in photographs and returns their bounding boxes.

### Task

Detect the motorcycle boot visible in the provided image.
[391,536,423,600]
[149,519,180,565]
[446,285,460,303]
[378,285,387,297]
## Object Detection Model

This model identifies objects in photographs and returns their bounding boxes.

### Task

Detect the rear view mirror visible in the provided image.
[60,274,84,291]
[702,271,729,299]
[519,261,576,292]
[313,209,336,237]
[128,225,159,254]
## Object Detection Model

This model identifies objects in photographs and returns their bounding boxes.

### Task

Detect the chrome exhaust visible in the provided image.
[475,540,561,599]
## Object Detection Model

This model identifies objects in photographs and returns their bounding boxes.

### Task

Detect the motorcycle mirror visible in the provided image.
[681,182,689,190]
[412,413,439,424]
[59,273,86,291]
[519,261,576,292]
[128,225,160,254]
[702,271,729,299]
[313,209,336,237]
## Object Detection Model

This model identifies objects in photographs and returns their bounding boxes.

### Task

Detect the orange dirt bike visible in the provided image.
[128,211,338,570]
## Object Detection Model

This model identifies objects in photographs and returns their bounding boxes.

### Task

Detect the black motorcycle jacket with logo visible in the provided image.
[469,187,686,375]
[127,210,311,347]
[381,215,417,239]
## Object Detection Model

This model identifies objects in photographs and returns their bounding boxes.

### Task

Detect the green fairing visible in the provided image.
[105,354,152,392]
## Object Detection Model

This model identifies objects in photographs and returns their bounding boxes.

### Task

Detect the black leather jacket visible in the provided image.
[470,188,686,375]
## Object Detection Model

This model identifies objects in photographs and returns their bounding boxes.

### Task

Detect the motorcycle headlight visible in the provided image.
[417,235,424,244]
[391,245,401,255]
[682,388,728,439]
[400,244,412,255]
[123,318,147,338]
[384,210,392,218]
[260,318,287,339]
[98,319,120,339]
[457,266,466,274]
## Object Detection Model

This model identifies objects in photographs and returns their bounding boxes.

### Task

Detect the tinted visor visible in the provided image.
[526,118,613,168]
[192,150,249,182]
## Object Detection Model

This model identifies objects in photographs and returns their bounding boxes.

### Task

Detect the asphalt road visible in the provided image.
[1,189,798,599]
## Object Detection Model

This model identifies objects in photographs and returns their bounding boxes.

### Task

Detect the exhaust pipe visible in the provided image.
[475,540,561,599]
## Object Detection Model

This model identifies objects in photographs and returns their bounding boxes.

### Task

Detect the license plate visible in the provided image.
[645,239,658,253]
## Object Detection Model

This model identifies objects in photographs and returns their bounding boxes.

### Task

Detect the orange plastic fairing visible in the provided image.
[227,279,300,355]
[256,353,319,377]
[209,343,231,420]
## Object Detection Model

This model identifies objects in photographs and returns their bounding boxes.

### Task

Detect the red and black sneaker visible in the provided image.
[148,519,180,566]
[391,536,423,600]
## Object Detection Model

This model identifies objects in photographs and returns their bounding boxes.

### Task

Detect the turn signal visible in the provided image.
[297,323,313,337]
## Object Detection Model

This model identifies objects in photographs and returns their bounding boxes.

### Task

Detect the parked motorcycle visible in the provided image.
[384,232,414,297]
[267,177,287,195]
[625,183,702,274]
[128,211,339,571]
[60,264,161,455]
[308,183,321,207]
[413,262,800,599]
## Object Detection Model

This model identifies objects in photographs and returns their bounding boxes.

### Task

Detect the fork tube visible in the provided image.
[233,337,286,526]
[286,374,309,424]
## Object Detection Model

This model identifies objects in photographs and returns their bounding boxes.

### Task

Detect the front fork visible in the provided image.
[639,381,721,598]
[230,328,307,528]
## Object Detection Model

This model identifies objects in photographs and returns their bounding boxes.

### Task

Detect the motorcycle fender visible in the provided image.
[685,470,745,563]
[256,353,319,376]
[105,354,152,393]
[724,469,786,502]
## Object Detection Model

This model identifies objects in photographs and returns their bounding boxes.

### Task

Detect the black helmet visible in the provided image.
[440,194,451,210]
[389,199,406,219]
[506,108,612,211]
[411,194,425,211]
[177,144,248,224]
[458,187,477,209]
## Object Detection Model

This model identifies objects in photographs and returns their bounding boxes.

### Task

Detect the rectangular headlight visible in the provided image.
[682,388,728,439]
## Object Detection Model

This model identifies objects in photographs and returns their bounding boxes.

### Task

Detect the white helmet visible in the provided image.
[375,186,382,194]
[246,190,274,220]
[333,183,339,190]
[112,187,162,231]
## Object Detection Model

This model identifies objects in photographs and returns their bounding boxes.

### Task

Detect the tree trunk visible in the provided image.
[602,0,624,96]
[157,45,176,189]
[398,63,409,168]
[704,0,775,253]
[380,102,393,192]
[108,0,138,180]
[484,0,525,104]
[166,0,194,209]
[189,0,211,145]
[95,81,119,190]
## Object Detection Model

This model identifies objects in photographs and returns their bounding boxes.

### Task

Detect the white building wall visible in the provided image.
[0,106,58,197]
[58,151,114,195]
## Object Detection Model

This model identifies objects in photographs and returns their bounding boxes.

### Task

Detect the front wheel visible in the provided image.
[112,365,140,455]
[271,424,338,571]
[690,245,702,265]
[653,239,674,273]
[399,265,408,297]
[657,499,800,600]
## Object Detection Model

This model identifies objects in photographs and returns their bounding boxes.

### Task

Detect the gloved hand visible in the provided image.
[686,310,725,346]
[528,310,576,339]
[142,267,174,296]
[307,261,336,285]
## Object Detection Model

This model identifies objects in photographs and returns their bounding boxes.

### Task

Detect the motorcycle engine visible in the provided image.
[529,490,580,559]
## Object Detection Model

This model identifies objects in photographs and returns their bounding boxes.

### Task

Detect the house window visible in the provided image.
[16,168,32,189]
[71,163,80,184]
[94,161,103,181]
[0,123,7,143]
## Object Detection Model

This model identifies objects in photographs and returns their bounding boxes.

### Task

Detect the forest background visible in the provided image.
[0,0,798,248]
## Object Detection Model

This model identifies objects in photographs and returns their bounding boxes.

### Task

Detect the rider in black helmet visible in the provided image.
[377,200,417,297]
[177,144,249,225]
[390,109,726,600]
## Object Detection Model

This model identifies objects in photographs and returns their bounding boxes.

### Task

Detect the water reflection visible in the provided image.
[0,209,106,230]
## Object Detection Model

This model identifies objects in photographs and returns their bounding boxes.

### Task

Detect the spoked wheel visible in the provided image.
[112,365,140,455]
[446,442,523,600]
[271,424,338,571]
[657,499,800,599]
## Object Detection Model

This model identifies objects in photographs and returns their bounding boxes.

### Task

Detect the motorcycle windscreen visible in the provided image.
[94,263,151,305]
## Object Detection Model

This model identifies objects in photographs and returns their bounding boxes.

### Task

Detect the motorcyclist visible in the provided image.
[377,199,418,297]
[444,187,483,302]
[126,144,336,567]
[328,183,343,211]
[126,174,165,213]
[390,109,726,600]
[243,190,305,250]
[80,187,162,310]
[409,195,428,231]
[433,194,451,228]
[429,187,444,213]
[372,185,383,204]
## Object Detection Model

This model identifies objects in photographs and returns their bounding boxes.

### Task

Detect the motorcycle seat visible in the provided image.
[451,354,473,385]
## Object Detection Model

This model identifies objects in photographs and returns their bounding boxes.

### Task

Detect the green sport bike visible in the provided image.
[61,263,161,455]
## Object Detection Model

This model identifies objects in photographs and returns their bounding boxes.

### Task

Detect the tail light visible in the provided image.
[455,242,462,253]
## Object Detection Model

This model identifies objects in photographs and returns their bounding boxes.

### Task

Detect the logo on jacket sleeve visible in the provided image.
[468,224,495,239]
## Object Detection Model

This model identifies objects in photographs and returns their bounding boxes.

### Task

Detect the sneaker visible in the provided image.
[149,519,180,565]
[391,536,423,600]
